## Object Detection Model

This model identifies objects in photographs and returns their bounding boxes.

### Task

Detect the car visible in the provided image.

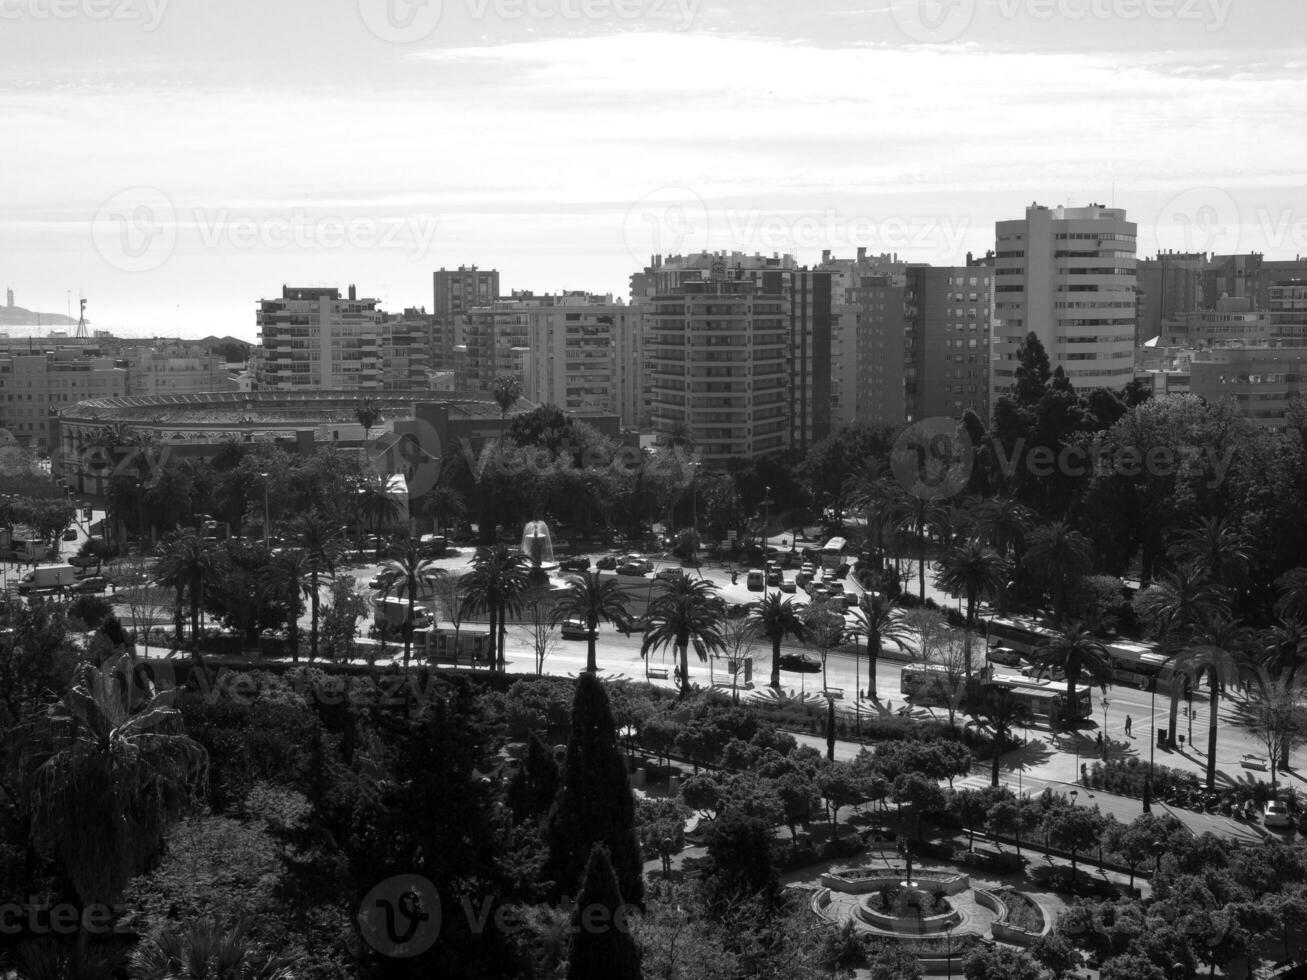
[619,555,654,574]
[1264,801,1294,829]
[69,555,98,569]
[62,528,78,541]
[70,576,110,594]
[616,563,648,577]
[779,581,797,594]
[559,557,591,573]
[766,569,782,586]
[778,653,822,674]
[595,555,617,570]
[368,571,400,591]
[614,613,651,636]
[561,618,597,641]
[795,571,813,588]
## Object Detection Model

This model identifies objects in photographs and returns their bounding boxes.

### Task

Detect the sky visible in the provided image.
[0,0,1303,340]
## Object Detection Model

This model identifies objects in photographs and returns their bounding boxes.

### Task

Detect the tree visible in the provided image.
[151,528,217,667]
[817,761,861,838]
[544,673,644,908]
[961,944,1043,980]
[380,543,447,668]
[968,685,1032,787]
[718,615,759,703]
[1169,515,1254,593]
[1042,804,1102,875]
[892,494,950,602]
[319,575,369,662]
[1098,952,1167,980]
[31,655,208,920]
[936,540,1009,682]
[418,484,467,535]
[891,772,945,839]
[847,591,911,700]
[460,545,531,671]
[281,510,343,662]
[565,844,642,980]
[355,396,382,441]
[1030,622,1113,729]
[493,374,523,420]
[1105,813,1181,890]
[127,916,296,980]
[1174,616,1256,789]
[1011,332,1052,407]
[643,570,726,696]
[553,571,631,674]
[802,597,845,691]
[700,808,780,911]
[748,591,811,692]
[1024,522,1095,620]
[1242,666,1307,782]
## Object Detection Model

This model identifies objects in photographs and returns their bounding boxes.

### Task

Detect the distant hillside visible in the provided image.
[0,306,78,327]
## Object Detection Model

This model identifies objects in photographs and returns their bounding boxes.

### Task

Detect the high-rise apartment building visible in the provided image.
[643,260,788,466]
[1136,251,1205,344]
[992,204,1138,402]
[254,285,433,391]
[520,294,641,427]
[633,251,834,452]
[433,266,499,370]
[905,265,992,421]
[1269,281,1307,344]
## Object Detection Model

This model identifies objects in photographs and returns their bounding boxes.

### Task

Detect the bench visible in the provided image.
[825,688,844,700]
[1241,754,1268,771]
[647,667,670,680]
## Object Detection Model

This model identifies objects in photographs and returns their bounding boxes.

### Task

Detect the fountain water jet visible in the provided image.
[522,520,558,587]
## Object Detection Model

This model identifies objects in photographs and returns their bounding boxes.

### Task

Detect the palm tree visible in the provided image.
[356,474,402,555]
[1169,515,1254,592]
[128,916,296,979]
[747,590,811,691]
[381,543,448,668]
[355,396,383,442]
[30,656,207,928]
[891,493,950,602]
[151,529,216,663]
[935,541,1010,683]
[270,549,310,663]
[1175,614,1256,790]
[460,545,531,670]
[846,591,912,699]
[282,511,343,662]
[1262,617,1307,686]
[551,571,631,673]
[493,374,522,421]
[1030,622,1114,729]
[643,569,726,695]
[1274,567,1307,623]
[1024,521,1095,619]
[1135,563,1231,747]
[972,495,1034,614]
[419,484,467,535]
[968,686,1034,787]
[843,459,897,568]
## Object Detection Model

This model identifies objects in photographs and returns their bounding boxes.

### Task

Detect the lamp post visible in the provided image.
[1101,695,1111,759]
[945,919,956,980]
[259,471,270,547]
[762,485,771,549]
[690,461,700,562]
[1144,678,1157,814]
[1070,789,1078,808]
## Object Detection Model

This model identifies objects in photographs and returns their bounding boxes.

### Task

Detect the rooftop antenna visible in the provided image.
[75,295,88,339]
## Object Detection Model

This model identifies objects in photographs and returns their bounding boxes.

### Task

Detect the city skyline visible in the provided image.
[1,0,1303,339]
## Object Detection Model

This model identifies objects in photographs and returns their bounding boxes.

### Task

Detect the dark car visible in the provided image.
[561,618,598,641]
[778,653,822,674]
[559,557,591,573]
[614,613,651,636]
[70,576,110,594]
[595,555,618,570]
[616,563,648,577]
[62,528,78,541]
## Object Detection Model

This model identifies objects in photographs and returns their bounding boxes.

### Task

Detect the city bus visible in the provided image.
[1105,639,1171,690]
[899,663,1093,724]
[983,616,1062,657]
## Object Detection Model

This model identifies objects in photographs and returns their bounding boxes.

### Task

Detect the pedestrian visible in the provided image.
[1096,732,1104,752]
[1125,715,1132,737]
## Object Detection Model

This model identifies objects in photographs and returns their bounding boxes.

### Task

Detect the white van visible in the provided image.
[746,569,765,591]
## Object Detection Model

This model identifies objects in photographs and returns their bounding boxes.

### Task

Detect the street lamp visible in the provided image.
[1070,789,1079,807]
[1101,695,1111,759]
[689,461,700,561]
[1144,677,1157,814]
[762,485,771,549]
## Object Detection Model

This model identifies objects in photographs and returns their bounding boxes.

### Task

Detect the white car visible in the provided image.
[561,618,597,641]
[1264,800,1293,829]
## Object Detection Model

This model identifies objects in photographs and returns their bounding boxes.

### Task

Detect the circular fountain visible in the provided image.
[522,520,559,587]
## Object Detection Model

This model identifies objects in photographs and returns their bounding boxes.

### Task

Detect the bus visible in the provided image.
[899,663,1093,724]
[1105,639,1170,690]
[983,616,1062,657]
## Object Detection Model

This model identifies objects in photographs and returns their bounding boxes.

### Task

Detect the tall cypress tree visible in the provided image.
[544,673,644,908]
[565,844,642,980]
[1012,331,1052,407]
[506,731,560,825]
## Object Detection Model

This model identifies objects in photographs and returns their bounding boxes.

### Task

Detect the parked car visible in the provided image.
[70,576,110,594]
[595,555,618,570]
[795,571,814,589]
[778,653,822,674]
[559,557,591,573]
[561,618,597,641]
[62,528,78,541]
[616,563,649,577]
[766,568,782,587]
[779,581,797,594]
[619,555,654,574]
[1265,800,1294,829]
[368,571,400,591]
